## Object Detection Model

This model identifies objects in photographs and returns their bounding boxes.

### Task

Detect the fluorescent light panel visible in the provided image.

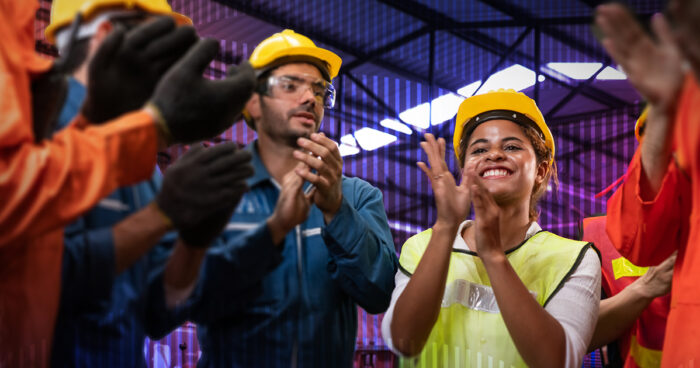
[380,119,413,135]
[476,64,537,94]
[547,62,627,80]
[353,127,398,151]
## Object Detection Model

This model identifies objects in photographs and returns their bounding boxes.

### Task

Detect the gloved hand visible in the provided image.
[81,16,198,124]
[148,39,256,144]
[155,142,254,247]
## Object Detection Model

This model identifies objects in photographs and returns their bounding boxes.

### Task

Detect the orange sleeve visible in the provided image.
[0,41,158,246]
[606,148,687,266]
[0,112,159,247]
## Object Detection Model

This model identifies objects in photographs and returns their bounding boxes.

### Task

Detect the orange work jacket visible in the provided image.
[606,74,700,367]
[0,1,159,366]
[583,215,669,367]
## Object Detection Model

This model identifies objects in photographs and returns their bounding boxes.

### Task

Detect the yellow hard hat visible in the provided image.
[453,89,555,163]
[248,29,342,81]
[635,106,648,142]
[45,0,192,44]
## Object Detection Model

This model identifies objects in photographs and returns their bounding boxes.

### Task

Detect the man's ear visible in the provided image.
[245,94,261,121]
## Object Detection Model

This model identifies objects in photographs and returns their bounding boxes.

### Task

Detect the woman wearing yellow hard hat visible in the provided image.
[382,89,601,367]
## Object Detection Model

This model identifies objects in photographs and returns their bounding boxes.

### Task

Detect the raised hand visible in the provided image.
[149,39,256,144]
[469,172,504,258]
[668,0,700,79]
[417,133,471,228]
[155,143,253,247]
[267,163,313,244]
[293,132,343,222]
[595,4,683,113]
[82,16,198,124]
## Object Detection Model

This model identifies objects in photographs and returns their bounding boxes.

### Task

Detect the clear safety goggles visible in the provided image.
[263,73,336,109]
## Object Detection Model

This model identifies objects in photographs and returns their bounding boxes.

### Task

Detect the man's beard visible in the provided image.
[282,130,312,148]
[259,100,320,148]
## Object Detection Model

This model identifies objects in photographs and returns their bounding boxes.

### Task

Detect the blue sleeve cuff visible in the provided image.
[61,227,116,308]
[322,196,367,256]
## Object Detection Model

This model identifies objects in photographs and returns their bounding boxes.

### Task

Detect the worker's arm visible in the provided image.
[0,109,161,247]
[588,253,675,351]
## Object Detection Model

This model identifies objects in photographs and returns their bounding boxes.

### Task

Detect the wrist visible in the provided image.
[479,247,507,265]
[144,103,171,149]
[322,196,342,224]
[432,221,460,235]
[628,279,657,302]
[266,214,292,246]
[147,202,173,232]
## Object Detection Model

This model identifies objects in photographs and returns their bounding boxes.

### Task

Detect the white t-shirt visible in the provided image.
[381,221,601,368]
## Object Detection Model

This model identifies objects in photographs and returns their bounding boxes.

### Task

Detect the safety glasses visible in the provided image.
[264,73,336,109]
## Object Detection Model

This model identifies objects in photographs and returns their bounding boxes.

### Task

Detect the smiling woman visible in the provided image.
[381,89,601,368]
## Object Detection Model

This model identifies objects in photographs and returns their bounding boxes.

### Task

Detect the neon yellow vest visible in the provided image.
[397,229,593,368]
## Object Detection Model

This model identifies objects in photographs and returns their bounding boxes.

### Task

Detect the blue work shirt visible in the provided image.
[50,78,176,368]
[183,141,398,368]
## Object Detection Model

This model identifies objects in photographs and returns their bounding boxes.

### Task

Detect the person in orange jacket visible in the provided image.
[596,1,700,365]
[583,215,674,367]
[0,1,255,366]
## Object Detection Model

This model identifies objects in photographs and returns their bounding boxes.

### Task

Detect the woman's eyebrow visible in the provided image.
[468,138,489,148]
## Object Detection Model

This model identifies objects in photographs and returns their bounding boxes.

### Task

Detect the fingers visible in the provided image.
[221,61,256,96]
[206,150,253,176]
[304,186,317,202]
[193,142,238,163]
[469,172,495,213]
[420,133,449,172]
[297,133,342,165]
[294,164,331,189]
[176,38,220,76]
[123,16,176,51]
[417,161,433,180]
[145,26,199,74]
[658,251,678,271]
[295,133,342,181]
[281,163,305,191]
[293,150,324,172]
[596,4,647,60]
[90,24,126,72]
[651,13,676,47]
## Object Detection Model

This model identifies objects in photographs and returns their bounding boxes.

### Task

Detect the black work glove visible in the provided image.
[155,142,254,247]
[149,38,256,144]
[81,16,198,124]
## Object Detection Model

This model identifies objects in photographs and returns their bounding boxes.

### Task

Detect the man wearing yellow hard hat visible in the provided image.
[382,89,601,367]
[40,0,258,367]
[171,29,397,367]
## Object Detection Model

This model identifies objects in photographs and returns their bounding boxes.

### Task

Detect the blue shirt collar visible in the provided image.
[245,140,273,188]
[55,77,86,131]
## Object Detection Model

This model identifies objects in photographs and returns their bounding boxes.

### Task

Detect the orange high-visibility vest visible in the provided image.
[582,216,669,368]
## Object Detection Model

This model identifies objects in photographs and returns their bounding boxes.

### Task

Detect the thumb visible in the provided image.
[221,61,256,97]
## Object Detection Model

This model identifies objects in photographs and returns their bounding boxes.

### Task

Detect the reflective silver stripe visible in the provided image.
[441,279,537,313]
[225,223,259,231]
[301,227,321,237]
[97,198,129,211]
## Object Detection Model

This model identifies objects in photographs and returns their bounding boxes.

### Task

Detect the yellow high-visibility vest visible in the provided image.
[397,230,593,368]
